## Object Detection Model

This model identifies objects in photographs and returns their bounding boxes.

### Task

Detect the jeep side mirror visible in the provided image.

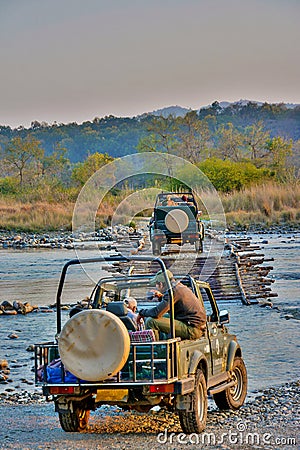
[219,309,230,324]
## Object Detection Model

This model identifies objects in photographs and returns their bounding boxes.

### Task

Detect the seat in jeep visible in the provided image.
[106,302,137,331]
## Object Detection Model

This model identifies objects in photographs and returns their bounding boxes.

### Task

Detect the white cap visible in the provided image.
[125,297,137,309]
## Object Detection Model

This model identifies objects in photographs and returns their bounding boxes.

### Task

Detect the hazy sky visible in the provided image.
[1,0,299,128]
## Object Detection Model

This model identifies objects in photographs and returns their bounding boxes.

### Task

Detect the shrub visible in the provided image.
[198,158,271,192]
[0,177,19,195]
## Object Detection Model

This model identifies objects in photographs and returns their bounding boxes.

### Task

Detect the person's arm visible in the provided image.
[139,298,169,319]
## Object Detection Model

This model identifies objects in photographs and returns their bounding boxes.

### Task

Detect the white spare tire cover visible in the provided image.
[165,209,189,233]
[58,309,130,381]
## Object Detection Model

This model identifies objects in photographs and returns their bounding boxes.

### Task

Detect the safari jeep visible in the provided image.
[35,256,247,434]
[149,192,205,255]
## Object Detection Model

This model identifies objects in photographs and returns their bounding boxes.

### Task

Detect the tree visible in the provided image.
[71,152,114,186]
[2,136,44,186]
[288,139,300,181]
[264,137,293,181]
[198,158,271,192]
[137,115,179,154]
[215,123,245,162]
[176,112,213,163]
[244,121,270,161]
[137,115,180,179]
[37,143,70,181]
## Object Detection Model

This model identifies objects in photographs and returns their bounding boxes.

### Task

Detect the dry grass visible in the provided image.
[0,190,140,231]
[219,182,300,228]
[0,199,74,231]
[1,182,299,231]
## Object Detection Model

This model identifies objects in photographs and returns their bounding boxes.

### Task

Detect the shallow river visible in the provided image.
[0,233,299,395]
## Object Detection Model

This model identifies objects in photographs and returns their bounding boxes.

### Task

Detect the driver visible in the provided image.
[137,270,206,340]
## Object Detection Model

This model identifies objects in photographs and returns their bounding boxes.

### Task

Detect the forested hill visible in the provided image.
[0,101,299,162]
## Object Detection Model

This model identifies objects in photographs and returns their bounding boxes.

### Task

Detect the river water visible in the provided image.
[0,233,299,395]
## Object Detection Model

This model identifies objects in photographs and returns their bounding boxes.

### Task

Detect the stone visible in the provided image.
[1,300,14,310]
[8,333,19,339]
[0,374,8,383]
[3,310,17,315]
[0,360,9,370]
[26,345,35,352]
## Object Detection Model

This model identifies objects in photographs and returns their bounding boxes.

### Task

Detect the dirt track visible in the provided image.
[0,381,299,450]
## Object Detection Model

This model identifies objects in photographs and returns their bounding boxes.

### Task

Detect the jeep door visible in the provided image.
[196,283,227,376]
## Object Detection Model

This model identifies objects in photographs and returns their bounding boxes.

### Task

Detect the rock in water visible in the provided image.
[0,360,9,370]
[8,333,19,339]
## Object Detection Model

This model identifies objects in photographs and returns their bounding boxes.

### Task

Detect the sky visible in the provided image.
[0,0,299,128]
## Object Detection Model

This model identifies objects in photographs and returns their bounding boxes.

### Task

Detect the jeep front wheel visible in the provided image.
[213,356,247,410]
[178,368,207,433]
[59,406,90,432]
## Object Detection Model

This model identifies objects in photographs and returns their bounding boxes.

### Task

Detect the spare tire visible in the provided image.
[165,209,189,233]
[58,309,130,382]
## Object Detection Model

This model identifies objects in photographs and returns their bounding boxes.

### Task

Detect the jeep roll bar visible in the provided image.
[55,255,176,338]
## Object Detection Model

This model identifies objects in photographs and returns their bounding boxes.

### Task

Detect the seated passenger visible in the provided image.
[181,194,188,202]
[124,297,138,326]
[137,270,206,340]
[167,195,176,206]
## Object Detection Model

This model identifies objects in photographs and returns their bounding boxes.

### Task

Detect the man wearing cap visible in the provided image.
[137,270,206,340]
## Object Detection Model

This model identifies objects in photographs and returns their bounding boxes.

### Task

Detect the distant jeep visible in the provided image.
[149,192,204,255]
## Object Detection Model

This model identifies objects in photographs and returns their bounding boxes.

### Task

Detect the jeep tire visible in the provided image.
[165,209,189,233]
[59,406,90,432]
[178,368,207,433]
[213,356,247,410]
[58,310,130,381]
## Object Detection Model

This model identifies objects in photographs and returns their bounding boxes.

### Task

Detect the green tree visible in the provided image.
[71,152,114,186]
[289,139,300,181]
[264,136,293,181]
[2,136,44,186]
[198,158,271,192]
[38,144,70,180]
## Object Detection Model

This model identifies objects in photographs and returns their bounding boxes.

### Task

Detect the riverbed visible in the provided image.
[0,232,299,395]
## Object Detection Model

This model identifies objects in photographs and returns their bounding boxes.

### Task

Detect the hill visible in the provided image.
[142,105,191,118]
[0,101,299,163]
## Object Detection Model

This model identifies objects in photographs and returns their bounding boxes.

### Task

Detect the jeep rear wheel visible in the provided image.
[59,406,90,432]
[178,369,207,433]
[213,356,247,410]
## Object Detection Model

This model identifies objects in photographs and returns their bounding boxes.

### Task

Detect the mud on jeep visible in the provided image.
[35,256,247,434]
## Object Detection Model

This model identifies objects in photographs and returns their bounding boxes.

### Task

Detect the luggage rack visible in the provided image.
[34,338,179,387]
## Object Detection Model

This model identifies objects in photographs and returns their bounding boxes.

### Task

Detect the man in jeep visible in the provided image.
[137,270,206,340]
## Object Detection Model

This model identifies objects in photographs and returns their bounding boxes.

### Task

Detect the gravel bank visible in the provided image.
[0,230,114,249]
[0,380,298,449]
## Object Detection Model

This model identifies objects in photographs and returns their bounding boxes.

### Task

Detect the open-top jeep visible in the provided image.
[149,192,205,255]
[35,256,247,434]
